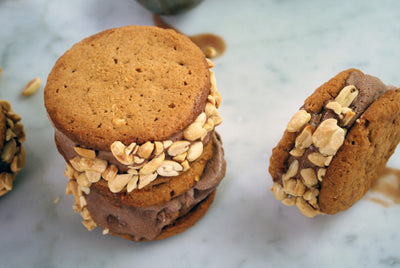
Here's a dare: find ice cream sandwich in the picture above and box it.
[44,25,226,240]
[269,69,400,217]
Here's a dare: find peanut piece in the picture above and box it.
[335,85,358,107]
[1,139,17,163]
[282,197,296,206]
[295,125,314,149]
[206,58,215,68]
[326,101,342,115]
[195,112,207,126]
[111,141,134,165]
[312,118,345,156]
[76,173,91,188]
[289,147,305,157]
[127,175,139,192]
[140,153,165,175]
[271,182,286,200]
[282,160,299,181]
[85,171,101,183]
[138,173,158,189]
[108,173,132,193]
[21,77,41,96]
[80,158,107,173]
[172,152,187,163]
[157,160,183,177]
[186,141,203,162]
[300,168,318,187]
[5,129,16,141]
[307,152,332,167]
[286,110,311,132]
[69,157,83,172]
[74,147,96,158]
[317,168,326,182]
[102,164,118,181]
[296,198,319,217]
[183,122,205,141]
[125,142,138,156]
[163,140,173,149]
[64,163,75,179]
[303,188,319,201]
[205,102,216,117]
[181,160,190,171]
[153,141,164,156]
[168,141,190,156]
[137,141,154,159]
[341,110,355,127]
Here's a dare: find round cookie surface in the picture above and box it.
[319,89,400,214]
[44,25,211,151]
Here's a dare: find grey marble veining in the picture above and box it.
[0,0,400,267]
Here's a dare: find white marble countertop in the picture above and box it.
[1,0,400,267]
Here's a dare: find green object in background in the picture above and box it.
[136,0,204,15]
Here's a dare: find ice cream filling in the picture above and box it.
[54,127,212,173]
[84,132,225,241]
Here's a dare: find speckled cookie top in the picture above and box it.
[45,25,211,151]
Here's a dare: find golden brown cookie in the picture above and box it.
[0,100,26,196]
[45,25,211,151]
[44,25,226,240]
[269,69,400,216]
[319,89,400,214]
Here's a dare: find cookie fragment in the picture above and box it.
[0,100,26,196]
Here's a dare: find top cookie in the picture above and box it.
[45,25,211,151]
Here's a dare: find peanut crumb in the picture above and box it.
[54,196,60,204]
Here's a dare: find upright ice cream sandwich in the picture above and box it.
[269,69,400,217]
[44,25,226,241]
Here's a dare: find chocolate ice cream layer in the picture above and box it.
[54,127,212,173]
[84,133,225,241]
[343,71,391,126]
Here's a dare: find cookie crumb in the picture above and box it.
[54,196,60,204]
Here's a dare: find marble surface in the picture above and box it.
[1,0,400,267]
